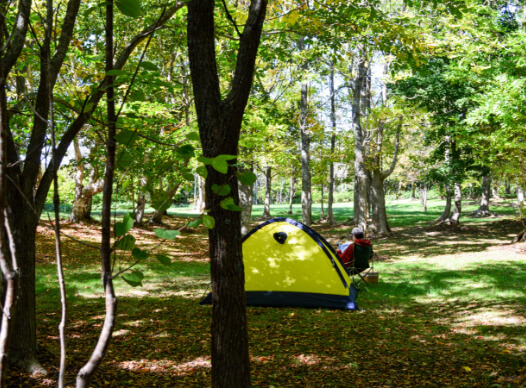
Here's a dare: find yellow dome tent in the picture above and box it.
[201,218,358,310]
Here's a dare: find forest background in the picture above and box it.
[0,0,525,386]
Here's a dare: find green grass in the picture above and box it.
[23,198,525,387]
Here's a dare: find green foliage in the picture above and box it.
[154,228,181,240]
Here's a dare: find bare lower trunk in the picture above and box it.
[450,182,462,225]
[238,167,253,236]
[262,166,271,219]
[369,175,391,235]
[419,183,428,212]
[288,176,295,215]
[435,185,452,223]
[299,37,312,226]
[134,194,146,225]
[471,175,494,217]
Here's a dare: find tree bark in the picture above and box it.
[288,175,296,214]
[369,119,401,236]
[351,57,370,231]
[299,38,312,226]
[262,166,272,219]
[76,0,118,384]
[186,1,267,386]
[238,166,253,236]
[328,59,337,226]
[471,175,494,217]
[450,182,462,225]
[435,185,452,223]
[69,141,104,223]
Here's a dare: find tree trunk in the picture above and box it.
[238,166,253,236]
[4,1,183,372]
[450,182,462,225]
[420,183,428,212]
[435,185,452,223]
[288,175,296,214]
[262,166,271,219]
[135,194,146,225]
[368,118,401,236]
[187,1,267,386]
[328,59,337,225]
[299,38,312,226]
[76,0,118,383]
[471,175,494,217]
[351,57,370,231]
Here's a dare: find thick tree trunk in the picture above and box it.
[187,1,267,386]
[471,175,494,217]
[135,194,146,225]
[262,166,271,219]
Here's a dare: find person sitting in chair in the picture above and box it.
[336,227,373,275]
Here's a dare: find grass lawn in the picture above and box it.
[9,199,526,387]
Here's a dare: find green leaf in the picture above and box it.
[196,166,208,178]
[115,213,134,237]
[198,156,213,165]
[122,270,144,287]
[176,145,195,160]
[132,248,149,260]
[155,254,171,266]
[106,69,128,76]
[116,0,143,18]
[212,158,228,174]
[237,171,257,186]
[151,192,171,213]
[202,214,215,229]
[212,184,231,196]
[183,172,194,182]
[187,132,200,141]
[139,61,159,71]
[117,234,136,250]
[154,228,181,240]
[114,129,139,145]
[187,218,202,228]
[220,197,242,211]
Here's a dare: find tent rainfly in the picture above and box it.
[201,217,358,310]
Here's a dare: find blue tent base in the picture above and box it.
[200,284,358,310]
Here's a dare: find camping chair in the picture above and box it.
[345,243,374,289]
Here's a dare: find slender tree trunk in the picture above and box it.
[351,57,369,231]
[288,176,296,215]
[450,182,462,225]
[299,37,312,226]
[368,119,401,236]
[420,183,428,212]
[262,166,272,219]
[238,165,253,236]
[328,59,337,225]
[0,61,18,386]
[76,1,118,384]
[187,1,267,386]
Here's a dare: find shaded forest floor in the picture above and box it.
[8,212,526,387]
